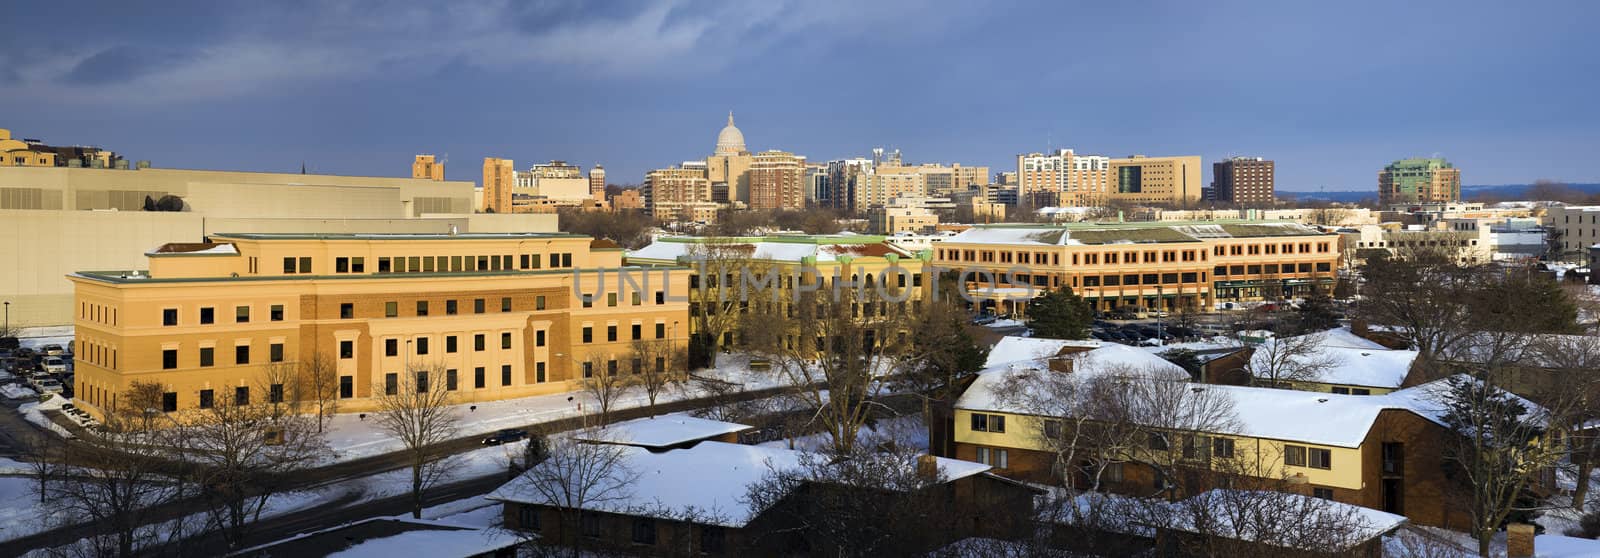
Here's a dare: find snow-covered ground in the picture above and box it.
[757,413,928,452]
[18,397,74,439]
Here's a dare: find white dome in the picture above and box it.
[714,112,747,155]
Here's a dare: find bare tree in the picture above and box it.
[579,352,631,426]
[299,352,340,432]
[1245,332,1337,388]
[372,362,460,518]
[507,431,639,557]
[629,338,683,411]
[1164,487,1385,557]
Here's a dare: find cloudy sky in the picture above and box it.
[3,0,1596,191]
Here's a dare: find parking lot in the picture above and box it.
[0,343,75,403]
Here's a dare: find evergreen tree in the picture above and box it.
[1290,289,1341,334]
[1027,286,1094,340]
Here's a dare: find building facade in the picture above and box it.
[1,127,121,169]
[933,221,1340,315]
[589,165,606,198]
[747,150,807,210]
[1378,158,1461,206]
[1211,157,1274,206]
[869,204,939,235]
[412,155,445,181]
[482,157,515,213]
[69,232,690,419]
[1544,205,1600,262]
[1108,155,1204,206]
[643,167,716,222]
[1017,149,1111,207]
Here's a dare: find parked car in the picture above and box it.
[35,379,64,394]
[971,315,998,326]
[481,429,528,446]
[41,344,65,356]
[42,357,66,373]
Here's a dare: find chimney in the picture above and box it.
[916,454,939,480]
[1048,356,1075,374]
[1350,319,1369,336]
[1507,523,1535,558]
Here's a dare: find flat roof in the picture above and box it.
[572,414,752,448]
[70,264,686,285]
[209,232,589,241]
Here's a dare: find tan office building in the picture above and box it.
[589,166,606,198]
[1107,155,1203,205]
[482,157,516,213]
[643,167,715,222]
[747,150,807,210]
[69,232,690,420]
[1378,158,1461,206]
[1017,149,1111,207]
[412,155,445,181]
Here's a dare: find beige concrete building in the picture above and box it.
[1,128,56,167]
[70,232,690,419]
[643,167,716,222]
[589,165,606,198]
[869,204,939,234]
[747,150,807,210]
[1108,155,1203,205]
[1341,223,1490,266]
[608,189,643,213]
[1378,158,1461,206]
[1017,149,1111,207]
[1544,205,1600,260]
[482,157,515,213]
[412,155,445,181]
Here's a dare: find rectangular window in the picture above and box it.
[201,307,215,324]
[631,324,642,340]
[386,339,399,357]
[969,413,1005,433]
[632,517,657,545]
[270,304,284,321]
[1285,445,1308,467]
[336,257,349,273]
[1313,487,1335,500]
[581,512,600,538]
[1149,433,1170,451]
[415,371,429,393]
[340,376,353,398]
[385,301,398,318]
[378,257,391,273]
[283,257,297,274]
[607,326,617,342]
[340,340,354,359]
[446,336,458,353]
[501,365,512,386]
[446,300,458,315]
[416,301,428,316]
[199,347,214,367]
[501,332,512,349]
[446,369,458,391]
[536,330,546,347]
[415,337,429,355]
[162,392,177,412]
[1309,448,1332,469]
[235,345,250,365]
[474,298,485,313]
[474,367,486,389]
[340,303,354,319]
[655,323,666,339]
[352,257,364,273]
[1213,438,1236,459]
[270,383,284,404]
[583,362,593,378]
[270,343,284,363]
[582,327,593,343]
[163,308,178,326]
[536,362,546,383]
[1332,387,1350,395]
[502,297,512,312]
[474,334,486,351]
[235,386,250,406]
[607,293,618,307]
[199,389,214,409]
[384,373,398,395]
[536,295,546,310]
[298,257,311,273]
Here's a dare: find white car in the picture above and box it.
[42,357,67,374]
[34,379,64,394]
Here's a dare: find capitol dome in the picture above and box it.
[714,111,747,155]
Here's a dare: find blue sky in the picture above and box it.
[3,1,1597,191]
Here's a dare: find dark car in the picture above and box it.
[481,429,529,446]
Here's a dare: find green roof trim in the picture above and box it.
[973,219,1298,230]
[657,234,889,245]
[70,265,688,285]
[208,232,591,241]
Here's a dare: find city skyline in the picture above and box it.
[2,1,1597,190]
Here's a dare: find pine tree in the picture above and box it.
[1027,286,1094,340]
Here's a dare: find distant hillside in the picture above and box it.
[1284,183,1600,203]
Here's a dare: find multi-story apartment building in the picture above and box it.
[588,165,606,198]
[868,204,939,235]
[1211,157,1275,206]
[1,127,122,169]
[1017,149,1111,207]
[805,164,829,204]
[607,189,643,213]
[482,157,516,213]
[1542,205,1600,262]
[825,158,874,213]
[747,150,807,210]
[412,154,445,181]
[1108,155,1204,205]
[643,166,716,222]
[69,232,690,419]
[1340,223,1491,266]
[951,338,1472,529]
[1378,158,1461,206]
[932,221,1340,315]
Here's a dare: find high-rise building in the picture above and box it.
[1211,157,1275,206]
[747,150,807,210]
[412,154,445,181]
[589,165,606,198]
[826,158,874,213]
[1379,158,1460,206]
[1108,155,1203,205]
[805,164,829,204]
[482,157,516,213]
[1016,149,1110,207]
[643,166,715,221]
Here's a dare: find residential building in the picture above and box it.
[996,171,1018,187]
[1378,158,1461,206]
[0,165,496,326]
[643,166,716,222]
[909,163,990,197]
[869,204,939,235]
[1108,155,1204,205]
[1210,157,1275,206]
[1240,328,1419,395]
[68,232,690,419]
[607,188,644,213]
[411,154,445,181]
[933,221,1340,315]
[805,164,829,203]
[1542,205,1600,262]
[1340,223,1491,266]
[1017,149,1111,207]
[482,157,515,213]
[0,127,121,169]
[950,337,1481,529]
[747,150,807,210]
[826,158,875,213]
[235,517,520,557]
[588,165,606,198]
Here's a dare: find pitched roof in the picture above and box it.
[572,414,752,449]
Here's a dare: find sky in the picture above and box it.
[2,0,1597,192]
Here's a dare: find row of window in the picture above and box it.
[80,302,117,326]
[370,330,534,358]
[163,304,285,326]
[278,252,580,276]
[580,323,670,344]
[940,242,1333,267]
[161,342,284,369]
[1214,242,1330,256]
[1213,262,1332,276]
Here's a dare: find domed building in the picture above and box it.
[706,111,754,204]
[714,112,748,156]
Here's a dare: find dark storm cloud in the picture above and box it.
[60,45,195,85]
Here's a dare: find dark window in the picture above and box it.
[235,345,250,365]
[474,367,486,389]
[235,306,250,323]
[501,365,512,386]
[298,257,311,273]
[199,347,214,367]
[352,257,364,273]
[655,323,666,338]
[385,301,398,318]
[200,307,215,324]
[386,339,399,357]
[340,340,354,359]
[535,330,546,347]
[270,343,284,363]
[446,335,458,353]
[340,303,353,319]
[582,327,593,343]
[415,337,429,355]
[270,383,284,403]
[339,376,353,398]
[235,386,250,406]
[501,332,512,349]
[199,389,214,409]
[536,362,546,383]
[162,392,177,412]
[701,526,726,554]
[1309,448,1332,469]
[1313,487,1335,500]
[970,413,1005,433]
[1352,388,1371,396]
[581,512,600,538]
[631,324,642,340]
[536,295,546,310]
[283,257,297,274]
[632,517,657,545]
[416,371,429,393]
[583,362,593,378]
[446,369,458,391]
[607,293,618,307]
[336,257,349,273]
[163,308,178,326]
[474,298,485,313]
[475,334,486,351]
[1213,438,1236,458]
[607,326,617,342]
[1148,433,1170,451]
[416,301,428,316]
[502,297,512,312]
[446,300,458,315]
[1285,445,1307,466]
[384,373,398,395]
[655,291,665,304]
[519,506,539,530]
[270,304,284,321]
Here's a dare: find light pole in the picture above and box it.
[4,301,9,335]
[1155,285,1164,346]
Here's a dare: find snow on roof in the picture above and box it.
[573,414,751,448]
[959,340,1190,413]
[1532,534,1600,558]
[945,227,1076,246]
[1171,489,1407,549]
[324,525,521,558]
[984,336,1102,368]
[487,441,990,528]
[627,238,908,264]
[1250,330,1418,389]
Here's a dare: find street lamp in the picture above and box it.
[1155,285,1164,347]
